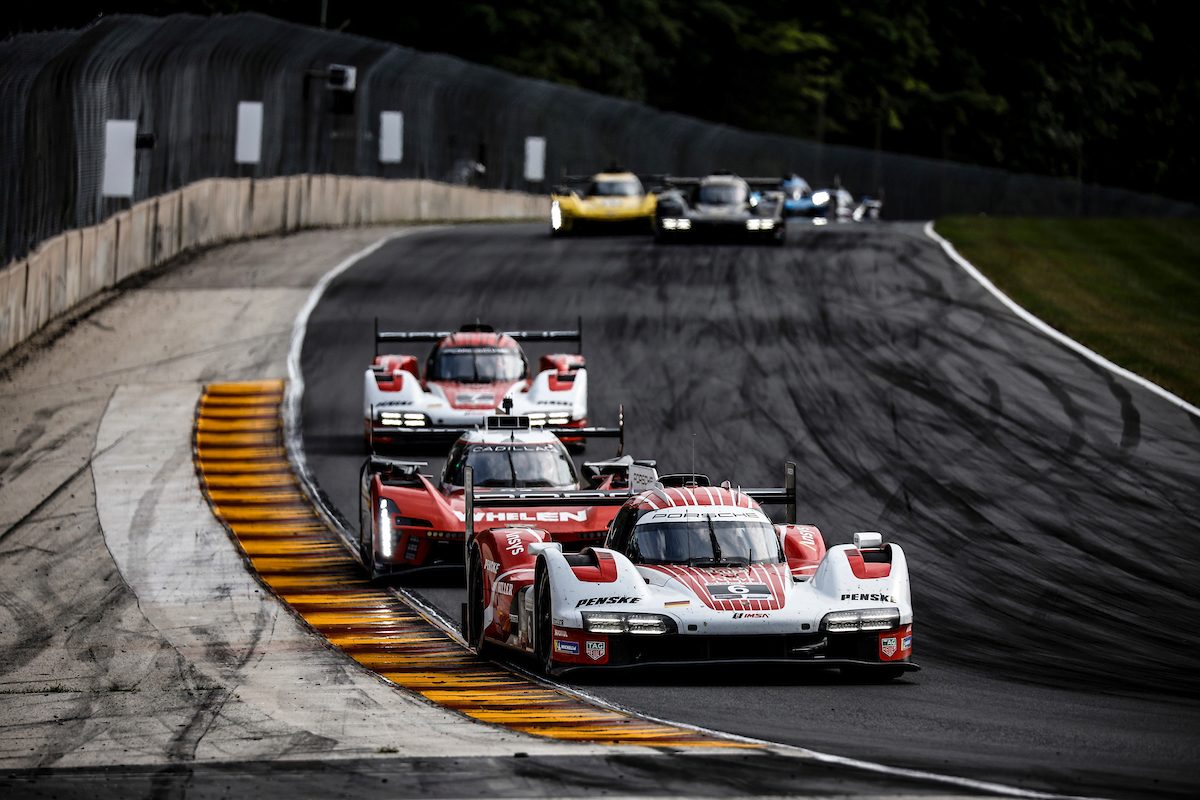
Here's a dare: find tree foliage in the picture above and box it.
[7,1,1196,200]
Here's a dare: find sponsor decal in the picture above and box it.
[841,593,896,602]
[495,582,512,597]
[707,583,772,600]
[454,510,589,523]
[470,444,555,453]
[881,636,898,657]
[576,596,641,607]
[586,640,606,661]
[645,510,766,522]
[553,640,580,655]
[794,529,817,545]
[484,559,499,574]
[664,600,690,608]
[732,612,770,619]
[902,635,912,650]
[504,531,525,556]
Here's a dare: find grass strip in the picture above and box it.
[934,216,1200,407]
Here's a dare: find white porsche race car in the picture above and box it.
[364,321,590,450]
[462,463,918,679]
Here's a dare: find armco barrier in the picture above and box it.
[0,177,543,357]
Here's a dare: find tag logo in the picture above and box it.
[881,636,898,657]
[586,640,606,661]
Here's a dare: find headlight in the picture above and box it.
[582,611,674,635]
[527,411,572,426]
[378,498,394,559]
[746,219,762,230]
[379,411,428,427]
[660,218,691,231]
[820,608,900,632]
[812,190,831,206]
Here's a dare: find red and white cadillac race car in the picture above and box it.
[462,464,918,679]
[364,321,590,450]
[356,413,632,576]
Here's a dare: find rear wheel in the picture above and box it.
[534,564,555,675]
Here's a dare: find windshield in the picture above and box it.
[586,179,642,197]
[443,441,579,488]
[430,347,525,383]
[697,183,747,206]
[630,518,781,566]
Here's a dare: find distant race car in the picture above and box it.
[364,321,590,451]
[357,412,634,576]
[550,171,656,235]
[780,174,882,223]
[462,463,917,679]
[653,172,786,244]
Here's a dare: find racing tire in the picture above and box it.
[466,547,493,657]
[357,500,376,576]
[533,562,556,675]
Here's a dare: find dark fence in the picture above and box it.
[1,12,1195,265]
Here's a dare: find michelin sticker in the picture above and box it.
[554,640,580,655]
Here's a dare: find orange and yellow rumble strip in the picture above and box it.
[194,380,750,748]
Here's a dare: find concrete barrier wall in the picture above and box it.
[0,177,544,356]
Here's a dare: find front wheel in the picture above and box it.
[534,563,555,675]
[466,547,491,655]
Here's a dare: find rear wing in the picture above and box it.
[464,465,632,547]
[375,317,583,354]
[371,408,623,453]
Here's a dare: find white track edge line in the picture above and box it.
[279,225,1096,800]
[924,220,1199,419]
[285,228,436,535]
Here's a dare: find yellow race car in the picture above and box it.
[549,171,656,235]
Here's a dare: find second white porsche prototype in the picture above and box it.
[365,321,590,450]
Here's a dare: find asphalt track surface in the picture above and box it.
[300,222,1200,799]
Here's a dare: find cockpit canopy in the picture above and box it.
[442,438,579,489]
[696,181,748,207]
[605,504,783,567]
[586,177,643,197]
[427,346,527,383]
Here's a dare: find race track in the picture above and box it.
[299,222,1200,799]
